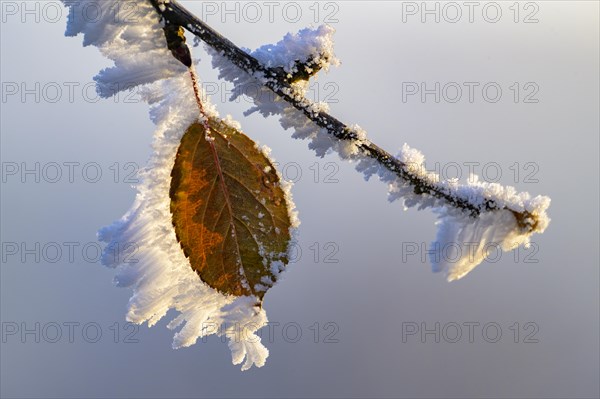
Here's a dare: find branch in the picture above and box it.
[149,0,541,233]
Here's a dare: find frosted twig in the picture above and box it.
[149,0,542,233]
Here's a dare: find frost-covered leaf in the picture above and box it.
[170,119,292,300]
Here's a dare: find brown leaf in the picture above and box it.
[170,119,292,301]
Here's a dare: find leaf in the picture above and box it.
[170,119,292,301]
[162,22,192,68]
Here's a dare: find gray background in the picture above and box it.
[1,1,598,398]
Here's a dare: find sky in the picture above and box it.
[1,1,599,398]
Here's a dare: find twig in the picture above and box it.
[149,0,540,232]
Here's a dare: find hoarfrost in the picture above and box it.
[209,25,550,281]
